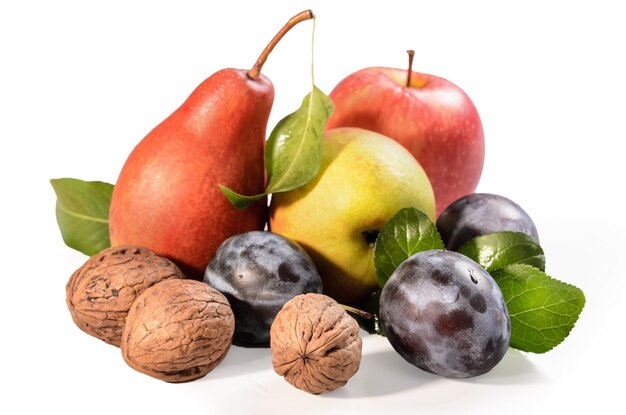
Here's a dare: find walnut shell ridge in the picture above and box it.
[66,245,185,346]
[121,279,235,383]
[270,293,362,394]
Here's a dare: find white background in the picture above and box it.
[1,0,624,413]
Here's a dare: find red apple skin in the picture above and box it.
[109,69,271,279]
[326,67,484,216]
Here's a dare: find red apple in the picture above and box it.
[326,51,484,216]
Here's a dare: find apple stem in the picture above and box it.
[406,49,415,87]
[247,10,315,80]
[341,304,373,320]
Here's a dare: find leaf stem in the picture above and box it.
[248,10,315,79]
[311,14,316,87]
[341,304,373,320]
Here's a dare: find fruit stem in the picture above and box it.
[341,304,373,320]
[248,10,315,80]
[406,49,415,87]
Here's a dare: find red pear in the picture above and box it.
[109,11,314,278]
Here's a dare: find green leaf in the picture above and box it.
[218,185,265,211]
[265,86,333,193]
[50,178,113,256]
[220,86,333,210]
[458,231,545,273]
[491,264,586,353]
[374,207,444,288]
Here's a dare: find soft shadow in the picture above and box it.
[206,344,273,380]
[462,348,545,385]
[329,348,440,398]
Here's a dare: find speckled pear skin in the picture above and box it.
[109,69,272,279]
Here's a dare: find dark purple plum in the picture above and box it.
[379,250,510,378]
[436,193,539,251]
[204,231,322,347]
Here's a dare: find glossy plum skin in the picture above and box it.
[379,250,510,378]
[204,231,322,347]
[436,193,539,251]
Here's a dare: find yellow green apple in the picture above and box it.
[269,127,435,305]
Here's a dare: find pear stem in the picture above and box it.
[248,10,315,80]
[406,49,415,87]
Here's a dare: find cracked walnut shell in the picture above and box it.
[121,279,235,383]
[66,245,184,346]
[270,293,362,394]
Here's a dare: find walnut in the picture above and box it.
[270,293,362,394]
[66,245,184,346]
[121,279,235,383]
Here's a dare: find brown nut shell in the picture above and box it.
[270,293,362,394]
[66,245,184,346]
[121,279,235,383]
